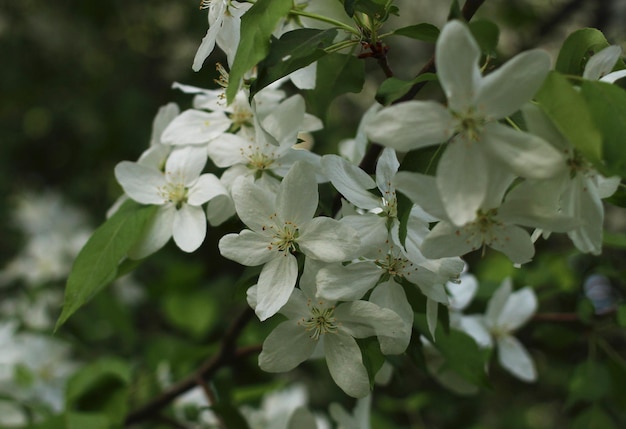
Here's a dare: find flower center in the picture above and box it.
[241,142,277,171]
[300,300,338,340]
[265,219,299,253]
[374,244,417,279]
[566,149,591,178]
[459,208,503,255]
[158,173,188,209]
[452,108,486,143]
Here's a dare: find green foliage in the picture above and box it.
[469,20,500,56]
[392,23,440,42]
[65,358,131,424]
[556,28,610,76]
[252,28,338,97]
[31,413,114,429]
[55,200,158,330]
[357,337,386,388]
[210,403,252,429]
[572,405,617,429]
[447,0,462,20]
[580,80,626,177]
[226,0,293,104]
[303,53,365,120]
[567,360,611,406]
[375,73,437,105]
[162,289,219,339]
[535,71,603,168]
[343,0,399,22]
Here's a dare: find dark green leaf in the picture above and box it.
[162,290,219,338]
[396,192,413,248]
[226,0,293,104]
[211,403,251,429]
[392,23,440,43]
[556,28,610,76]
[66,358,131,424]
[535,71,603,168]
[303,53,365,120]
[344,0,394,21]
[357,337,386,388]
[66,413,111,429]
[581,80,626,176]
[618,304,626,327]
[375,73,437,105]
[605,186,626,208]
[252,28,338,96]
[447,0,462,20]
[55,201,158,330]
[572,405,617,429]
[415,314,490,388]
[567,361,611,406]
[469,20,499,55]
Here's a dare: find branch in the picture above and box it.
[124,308,256,427]
[532,312,580,322]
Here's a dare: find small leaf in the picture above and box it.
[252,28,338,96]
[581,80,626,177]
[55,201,158,330]
[556,28,610,75]
[469,19,499,56]
[66,358,131,424]
[392,23,440,43]
[567,361,611,406]
[226,0,293,104]
[447,0,462,20]
[303,53,365,120]
[535,71,603,168]
[396,192,413,248]
[375,73,438,105]
[344,0,395,21]
[357,337,386,388]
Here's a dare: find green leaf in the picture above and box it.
[162,290,219,338]
[535,71,603,168]
[226,0,293,104]
[303,53,365,120]
[556,28,610,76]
[572,405,617,429]
[392,23,440,43]
[618,304,626,327]
[603,231,626,249]
[211,403,251,429]
[66,413,112,429]
[66,358,131,424]
[344,0,396,21]
[468,20,499,56]
[415,314,490,388]
[252,28,338,96]
[357,337,386,388]
[375,73,438,105]
[55,201,158,330]
[581,80,626,176]
[447,0,462,20]
[396,191,413,248]
[567,360,611,406]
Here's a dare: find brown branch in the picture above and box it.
[124,308,256,427]
[533,312,580,322]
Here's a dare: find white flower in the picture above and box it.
[219,161,360,320]
[115,146,228,258]
[460,278,538,382]
[518,104,620,254]
[255,261,404,398]
[583,45,626,83]
[193,0,252,71]
[366,20,564,226]
[329,394,371,429]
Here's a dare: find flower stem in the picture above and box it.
[290,9,360,35]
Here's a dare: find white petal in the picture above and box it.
[485,278,513,326]
[289,62,317,90]
[325,332,370,398]
[321,155,379,209]
[278,287,310,320]
[436,139,488,226]
[421,221,479,259]
[336,301,405,340]
[583,45,622,80]
[261,94,305,143]
[601,69,626,83]
[436,20,481,112]
[161,110,230,144]
[564,175,603,254]
[316,262,381,301]
[298,217,360,262]
[188,173,228,206]
[481,122,565,180]
[497,287,537,331]
[115,162,166,205]
[287,407,318,429]
[446,273,478,311]
[259,320,317,372]
[128,205,175,259]
[231,177,276,231]
[394,172,447,220]
[375,147,400,196]
[255,254,299,321]
[370,280,413,355]
[206,133,250,168]
[426,298,439,340]
[489,224,535,264]
[456,315,492,348]
[172,204,206,252]
[340,214,388,256]
[278,161,318,225]
[365,101,454,152]
[497,335,537,382]
[151,102,180,145]
[475,50,551,119]
[218,230,275,266]
[206,193,236,226]
[165,146,208,185]
[192,5,225,72]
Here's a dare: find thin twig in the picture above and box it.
[124,308,256,427]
